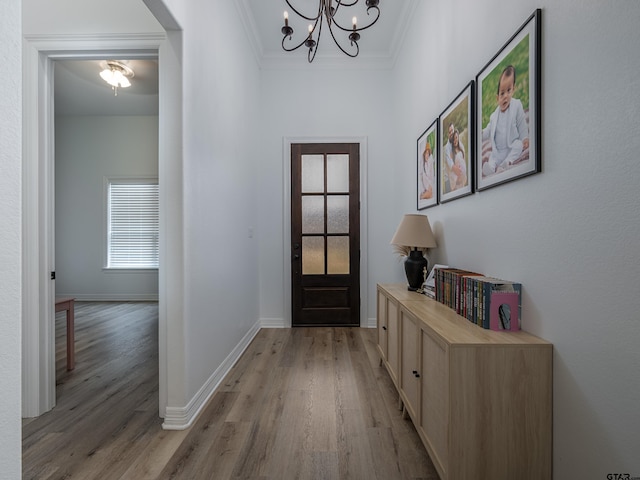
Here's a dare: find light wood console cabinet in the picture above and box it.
[377,284,552,480]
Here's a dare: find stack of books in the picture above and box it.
[422,284,435,298]
[433,267,522,331]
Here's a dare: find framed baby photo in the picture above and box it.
[438,81,474,203]
[417,119,439,210]
[476,9,541,191]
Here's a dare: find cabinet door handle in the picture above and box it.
[413,370,420,378]
[382,326,387,330]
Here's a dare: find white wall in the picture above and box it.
[0,0,22,476]
[257,66,397,326]
[176,0,261,406]
[55,115,159,300]
[392,1,640,478]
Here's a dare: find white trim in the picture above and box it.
[260,317,286,328]
[55,294,159,302]
[22,44,57,417]
[162,321,262,430]
[21,32,183,421]
[234,0,264,68]
[282,136,369,328]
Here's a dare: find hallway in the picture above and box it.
[22,303,436,479]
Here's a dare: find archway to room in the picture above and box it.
[21,29,182,421]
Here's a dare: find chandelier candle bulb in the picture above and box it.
[284,11,289,27]
[308,24,313,35]
[353,17,357,29]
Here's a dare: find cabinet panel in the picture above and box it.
[386,300,399,386]
[400,308,419,421]
[377,290,388,360]
[420,329,449,474]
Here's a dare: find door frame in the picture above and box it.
[283,136,368,328]
[21,31,183,419]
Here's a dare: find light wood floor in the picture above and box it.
[23,302,437,479]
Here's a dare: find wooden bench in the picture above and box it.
[55,297,75,371]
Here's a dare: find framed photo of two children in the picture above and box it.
[476,9,541,191]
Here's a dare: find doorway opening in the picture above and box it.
[22,33,182,420]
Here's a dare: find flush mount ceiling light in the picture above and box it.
[281,0,381,63]
[99,60,134,96]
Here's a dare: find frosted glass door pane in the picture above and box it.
[327,196,349,234]
[302,237,325,275]
[302,155,324,193]
[302,196,325,234]
[327,236,349,274]
[327,155,349,193]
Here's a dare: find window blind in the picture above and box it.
[107,181,159,269]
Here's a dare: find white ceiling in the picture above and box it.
[53,1,416,116]
[54,59,159,117]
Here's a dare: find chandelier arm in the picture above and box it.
[307,15,324,62]
[282,35,309,53]
[330,6,380,33]
[284,0,323,21]
[327,21,359,58]
[333,0,359,8]
[283,14,322,53]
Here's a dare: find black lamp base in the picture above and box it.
[404,250,428,291]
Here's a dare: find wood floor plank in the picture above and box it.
[24,308,437,480]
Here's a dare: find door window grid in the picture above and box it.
[301,154,350,275]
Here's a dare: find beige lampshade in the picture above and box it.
[390,214,437,248]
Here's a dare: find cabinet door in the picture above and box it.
[386,299,400,387]
[376,290,388,361]
[420,329,449,474]
[400,309,420,421]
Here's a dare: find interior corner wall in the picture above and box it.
[55,115,159,300]
[392,1,640,478]
[0,0,22,476]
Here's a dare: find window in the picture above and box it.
[106,178,159,269]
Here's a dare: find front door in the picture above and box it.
[291,143,360,327]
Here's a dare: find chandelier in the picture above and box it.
[99,60,134,96]
[281,0,381,63]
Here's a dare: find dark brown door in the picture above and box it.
[291,143,360,327]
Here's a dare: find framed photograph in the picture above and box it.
[417,119,438,210]
[476,9,541,191]
[439,81,474,203]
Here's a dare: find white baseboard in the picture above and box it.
[56,294,159,302]
[161,319,261,430]
[259,317,375,328]
[260,317,286,328]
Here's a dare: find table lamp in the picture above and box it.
[390,214,437,291]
